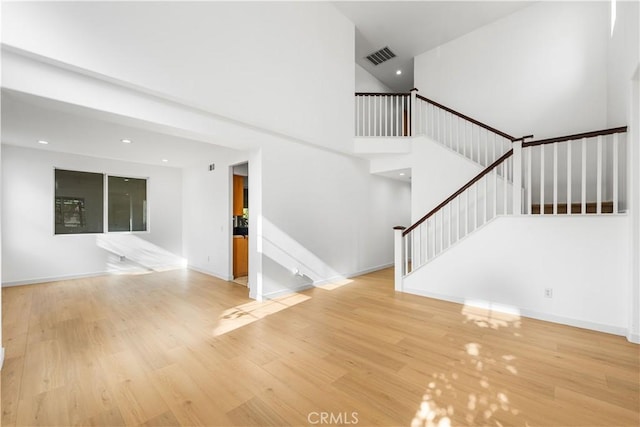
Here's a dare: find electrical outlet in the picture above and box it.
[544,288,553,298]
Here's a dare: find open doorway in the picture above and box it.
[231,162,249,287]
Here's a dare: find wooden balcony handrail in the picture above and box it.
[522,126,628,147]
[415,94,518,141]
[355,92,410,97]
[403,149,514,236]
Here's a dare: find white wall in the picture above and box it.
[410,137,485,222]
[182,147,248,281]
[0,143,3,364]
[259,139,411,298]
[414,1,609,140]
[2,2,355,153]
[629,67,640,343]
[1,145,183,285]
[355,64,392,93]
[607,0,640,127]
[181,136,411,299]
[403,215,630,336]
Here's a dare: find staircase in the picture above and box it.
[353,90,629,285]
[396,126,628,278]
[355,89,528,169]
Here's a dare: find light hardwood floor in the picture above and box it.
[2,268,639,426]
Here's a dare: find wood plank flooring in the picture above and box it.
[2,268,639,426]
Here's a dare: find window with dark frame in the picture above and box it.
[108,176,147,232]
[55,169,104,234]
[54,169,148,235]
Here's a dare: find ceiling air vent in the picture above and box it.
[365,47,396,66]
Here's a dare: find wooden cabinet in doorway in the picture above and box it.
[233,175,244,216]
[233,236,248,278]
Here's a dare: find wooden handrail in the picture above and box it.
[512,134,535,143]
[355,92,410,97]
[415,94,517,141]
[523,126,627,147]
[403,149,514,236]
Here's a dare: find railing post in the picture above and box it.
[512,140,523,215]
[393,226,406,292]
[410,88,418,137]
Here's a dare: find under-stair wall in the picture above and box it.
[401,215,630,336]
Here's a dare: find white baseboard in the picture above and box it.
[187,265,232,282]
[3,266,219,288]
[628,332,640,344]
[261,263,394,300]
[403,287,629,339]
[2,271,110,287]
[346,262,394,279]
[262,283,314,300]
[312,263,394,287]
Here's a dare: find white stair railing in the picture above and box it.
[354,90,529,168]
[394,126,628,285]
[400,149,515,276]
[414,94,525,167]
[522,127,628,215]
[355,92,411,137]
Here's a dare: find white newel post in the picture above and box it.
[512,140,523,215]
[410,88,418,137]
[393,226,406,292]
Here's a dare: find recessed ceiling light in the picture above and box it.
[399,172,405,176]
[162,159,169,163]
[396,70,402,75]
[121,139,132,144]
[37,140,49,145]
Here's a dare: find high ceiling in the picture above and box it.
[1,1,534,172]
[334,1,533,91]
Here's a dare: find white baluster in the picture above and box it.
[527,147,532,214]
[465,190,469,237]
[355,96,359,136]
[476,126,481,164]
[449,113,455,150]
[435,108,440,142]
[493,167,498,217]
[553,143,558,215]
[503,161,508,215]
[540,145,545,215]
[429,216,434,257]
[394,227,405,289]
[416,224,422,269]
[447,203,452,249]
[581,137,587,214]
[456,196,460,243]
[357,96,361,137]
[512,141,522,215]
[483,174,488,224]
[473,185,478,230]
[567,140,572,215]
[596,135,603,214]
[484,129,488,167]
[440,210,444,253]
[404,233,410,274]
[613,133,619,214]
[448,113,453,149]
[492,134,496,164]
